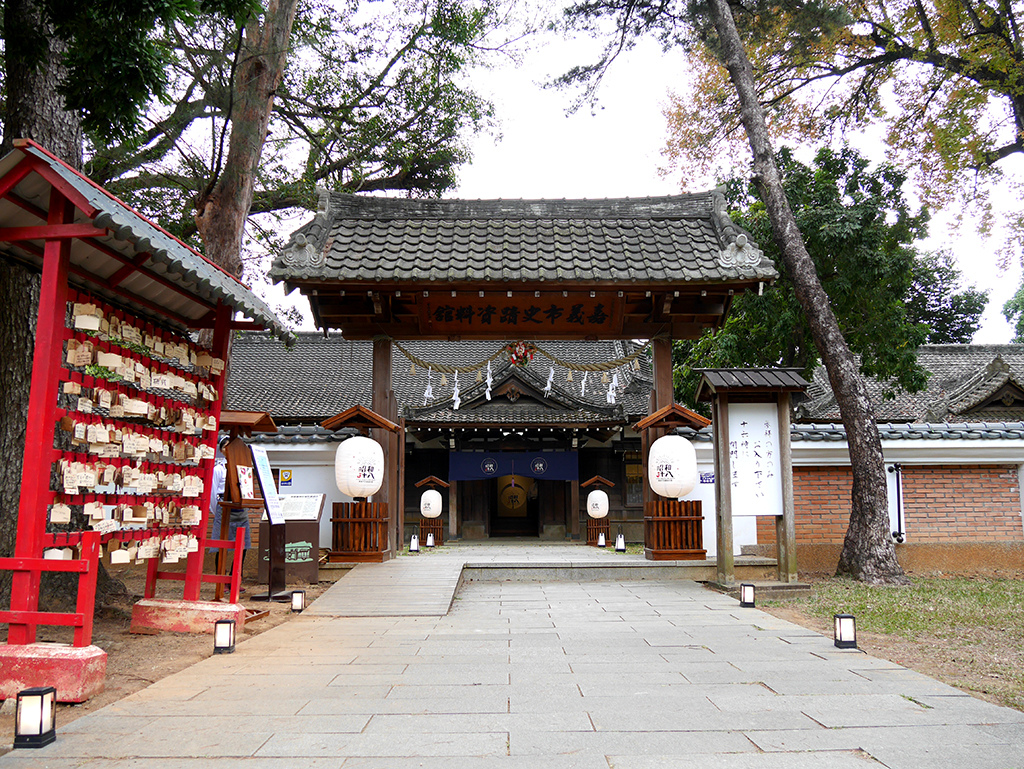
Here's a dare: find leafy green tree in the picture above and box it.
[675,147,988,407]
[655,0,1024,257]
[907,251,988,344]
[85,0,500,268]
[1001,287,1024,342]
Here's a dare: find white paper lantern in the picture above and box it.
[335,436,384,498]
[586,489,609,519]
[648,434,697,500]
[420,488,443,518]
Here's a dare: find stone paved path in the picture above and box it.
[2,551,1022,767]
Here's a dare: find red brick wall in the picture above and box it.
[758,464,1024,544]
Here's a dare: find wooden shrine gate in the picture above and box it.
[268,192,777,557]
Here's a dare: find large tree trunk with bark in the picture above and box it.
[194,0,299,278]
[0,0,132,610]
[0,0,86,607]
[707,0,907,584]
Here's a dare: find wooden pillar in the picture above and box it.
[448,480,459,539]
[570,478,580,540]
[372,338,395,557]
[8,190,73,645]
[398,417,406,550]
[775,393,798,582]
[712,393,734,586]
[651,336,673,411]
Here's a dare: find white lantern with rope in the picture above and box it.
[647,434,698,500]
[586,489,609,519]
[334,436,385,498]
[420,488,443,518]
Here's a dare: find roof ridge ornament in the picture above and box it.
[281,232,324,270]
[718,233,763,269]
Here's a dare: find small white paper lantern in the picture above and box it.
[420,489,443,518]
[291,590,306,613]
[586,489,609,519]
[648,435,697,500]
[335,436,384,498]
[426,532,435,547]
[615,533,626,552]
[597,532,606,547]
[410,534,420,552]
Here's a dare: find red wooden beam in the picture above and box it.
[0,557,89,573]
[0,156,37,199]
[0,223,107,241]
[0,611,85,627]
[105,250,152,288]
[24,155,101,219]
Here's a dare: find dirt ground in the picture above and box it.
[0,557,338,752]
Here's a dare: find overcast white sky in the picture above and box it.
[449,34,1021,344]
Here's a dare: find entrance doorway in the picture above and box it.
[489,474,539,537]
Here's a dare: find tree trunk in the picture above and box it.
[707,0,907,584]
[0,0,87,608]
[194,0,299,278]
[1,0,83,166]
[0,0,131,609]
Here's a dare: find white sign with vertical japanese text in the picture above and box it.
[728,403,783,516]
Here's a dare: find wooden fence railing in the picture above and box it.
[586,518,610,547]
[418,518,444,547]
[644,499,705,560]
[330,501,389,562]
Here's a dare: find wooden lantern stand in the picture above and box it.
[580,475,615,546]
[320,405,402,563]
[414,475,450,547]
[634,404,712,561]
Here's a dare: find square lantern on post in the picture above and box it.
[14,686,57,749]
[739,583,756,608]
[213,619,236,654]
[834,613,857,649]
[291,590,306,613]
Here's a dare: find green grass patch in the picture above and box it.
[765,577,1024,710]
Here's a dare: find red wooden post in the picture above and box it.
[74,532,102,647]
[228,527,245,604]
[183,302,231,600]
[8,188,74,645]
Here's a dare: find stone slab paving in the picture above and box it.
[309,542,646,617]
[3,548,1023,767]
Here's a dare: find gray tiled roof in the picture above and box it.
[695,368,809,401]
[225,332,652,426]
[797,345,1024,422]
[0,142,292,340]
[791,422,1024,441]
[674,422,1024,443]
[270,192,778,286]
